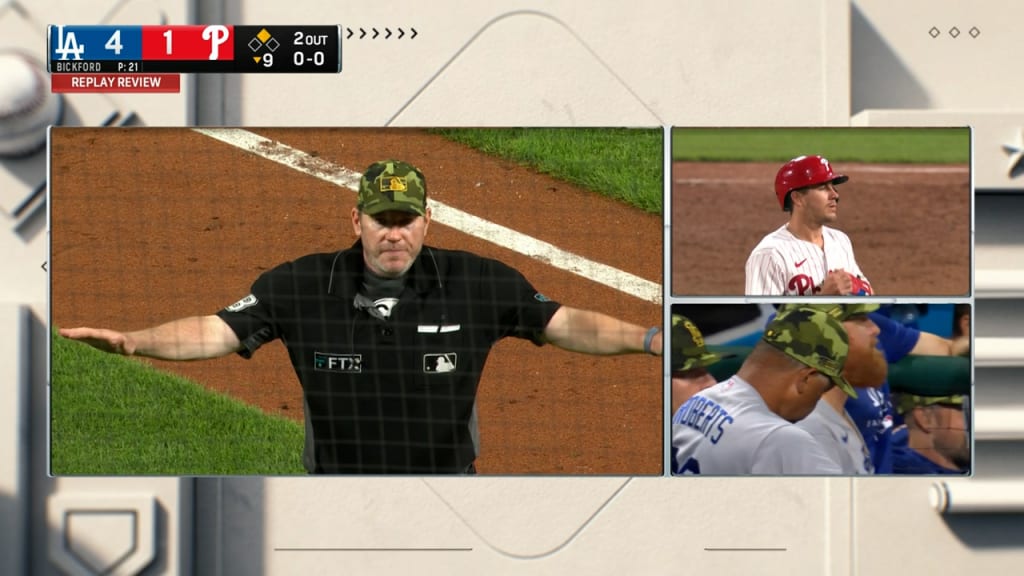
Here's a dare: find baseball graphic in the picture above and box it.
[0,50,63,158]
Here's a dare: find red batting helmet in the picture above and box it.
[774,155,848,210]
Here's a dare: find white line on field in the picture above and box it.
[193,128,661,304]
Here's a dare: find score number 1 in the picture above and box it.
[161,26,230,59]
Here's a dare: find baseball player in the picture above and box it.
[891,394,969,474]
[842,307,969,473]
[788,303,886,475]
[745,155,873,296]
[671,307,854,475]
[60,159,664,475]
[670,314,733,414]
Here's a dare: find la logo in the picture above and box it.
[53,25,86,60]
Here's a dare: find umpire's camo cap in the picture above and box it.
[671,315,733,372]
[776,303,880,322]
[358,160,427,216]
[763,307,857,398]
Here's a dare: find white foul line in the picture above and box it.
[193,128,661,304]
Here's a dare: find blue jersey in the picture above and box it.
[844,312,919,474]
[891,427,966,475]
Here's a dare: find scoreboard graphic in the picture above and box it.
[48,24,342,92]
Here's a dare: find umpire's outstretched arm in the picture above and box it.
[541,306,662,356]
[59,315,243,360]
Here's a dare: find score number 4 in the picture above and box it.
[52,26,129,59]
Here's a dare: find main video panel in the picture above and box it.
[48,126,664,476]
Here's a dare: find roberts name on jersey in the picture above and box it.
[672,395,734,444]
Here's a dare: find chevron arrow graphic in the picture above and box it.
[346,28,353,39]
[372,27,379,39]
[398,28,405,39]
[385,28,392,39]
[410,28,418,39]
[359,28,366,39]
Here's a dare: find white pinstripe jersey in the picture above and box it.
[745,224,870,296]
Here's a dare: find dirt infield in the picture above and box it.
[50,128,663,475]
[671,161,971,296]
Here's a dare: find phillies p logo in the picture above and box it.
[787,274,814,295]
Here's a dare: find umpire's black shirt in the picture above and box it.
[216,241,561,474]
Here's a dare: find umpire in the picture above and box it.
[60,160,663,475]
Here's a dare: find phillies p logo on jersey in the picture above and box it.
[788,274,816,295]
[786,272,873,296]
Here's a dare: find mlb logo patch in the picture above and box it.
[380,176,407,192]
[423,353,457,373]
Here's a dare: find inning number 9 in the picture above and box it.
[262,53,273,67]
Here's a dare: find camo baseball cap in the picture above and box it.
[671,315,733,372]
[762,307,857,398]
[895,394,965,415]
[776,303,880,322]
[358,160,427,216]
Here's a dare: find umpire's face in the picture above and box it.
[352,207,432,278]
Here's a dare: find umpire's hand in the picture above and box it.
[59,327,136,355]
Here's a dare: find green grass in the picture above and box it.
[431,128,663,213]
[672,127,970,164]
[51,332,306,475]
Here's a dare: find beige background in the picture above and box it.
[1,0,1023,574]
